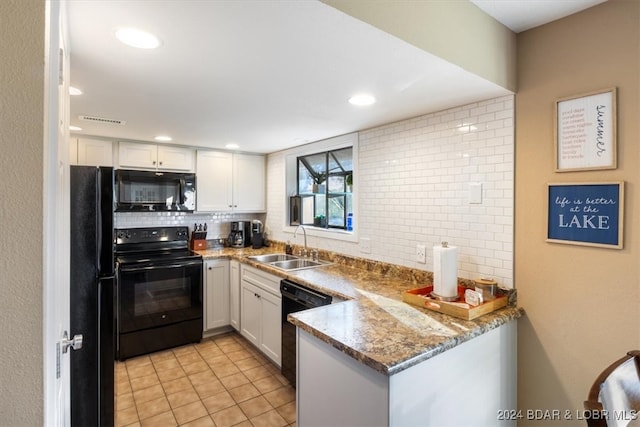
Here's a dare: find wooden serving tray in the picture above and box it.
[402,285,507,320]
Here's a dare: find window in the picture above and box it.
[295,147,353,230]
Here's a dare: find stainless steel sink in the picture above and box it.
[248,254,299,263]
[270,259,331,271]
[248,253,331,271]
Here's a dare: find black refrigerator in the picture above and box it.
[70,166,115,427]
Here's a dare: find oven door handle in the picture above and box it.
[119,260,203,272]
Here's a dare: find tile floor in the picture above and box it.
[115,332,296,427]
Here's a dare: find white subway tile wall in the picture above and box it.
[115,212,266,241]
[266,95,514,288]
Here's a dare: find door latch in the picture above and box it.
[61,331,83,353]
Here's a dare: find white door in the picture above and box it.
[43,1,72,424]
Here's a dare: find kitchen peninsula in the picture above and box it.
[198,245,524,427]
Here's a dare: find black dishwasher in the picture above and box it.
[281,279,332,387]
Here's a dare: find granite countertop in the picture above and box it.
[197,246,524,376]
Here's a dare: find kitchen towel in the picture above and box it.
[433,243,458,298]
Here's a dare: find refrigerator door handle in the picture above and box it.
[96,172,102,273]
[61,331,83,353]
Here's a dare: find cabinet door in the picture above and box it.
[157,145,195,171]
[196,150,233,211]
[77,138,113,166]
[240,281,261,346]
[118,141,158,169]
[204,260,230,331]
[229,260,240,331]
[260,289,282,366]
[233,154,266,212]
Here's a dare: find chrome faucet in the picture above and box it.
[293,225,308,257]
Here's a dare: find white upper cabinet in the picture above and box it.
[196,151,265,212]
[118,141,195,172]
[233,153,266,212]
[69,137,113,166]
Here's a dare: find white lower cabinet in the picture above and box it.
[240,265,281,366]
[204,259,230,331]
[229,260,240,331]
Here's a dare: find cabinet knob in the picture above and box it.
[208,267,212,270]
[159,161,163,166]
[152,160,157,165]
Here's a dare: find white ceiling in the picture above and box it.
[67,0,606,154]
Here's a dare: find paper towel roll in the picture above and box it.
[433,243,458,298]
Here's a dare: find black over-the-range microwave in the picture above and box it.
[115,169,196,212]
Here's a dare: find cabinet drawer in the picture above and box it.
[241,265,281,297]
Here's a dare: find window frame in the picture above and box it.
[283,133,358,243]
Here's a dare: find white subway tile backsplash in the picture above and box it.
[266,95,514,288]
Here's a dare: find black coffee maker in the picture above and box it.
[252,220,263,249]
[228,221,251,248]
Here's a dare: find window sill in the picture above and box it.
[283,225,357,243]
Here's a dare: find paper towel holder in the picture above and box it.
[430,241,459,301]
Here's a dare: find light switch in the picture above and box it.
[469,182,482,204]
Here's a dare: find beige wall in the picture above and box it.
[322,0,516,91]
[515,0,640,423]
[0,0,45,423]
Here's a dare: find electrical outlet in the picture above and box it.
[360,237,371,254]
[416,244,426,263]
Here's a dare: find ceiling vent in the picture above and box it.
[78,115,126,126]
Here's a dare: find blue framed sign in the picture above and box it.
[547,182,624,249]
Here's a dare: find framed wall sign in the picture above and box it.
[554,87,617,172]
[547,182,624,249]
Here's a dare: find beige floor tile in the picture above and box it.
[153,357,181,371]
[218,342,244,354]
[219,372,250,390]
[253,375,284,394]
[173,344,197,357]
[210,405,247,427]
[117,392,136,410]
[234,356,262,372]
[197,347,224,359]
[192,377,226,399]
[273,371,290,386]
[178,351,204,365]
[202,390,236,414]
[149,349,176,363]
[232,421,253,427]
[116,378,133,396]
[133,384,165,405]
[243,365,272,382]
[250,409,288,427]
[116,405,138,427]
[276,401,296,424]
[204,354,232,366]
[139,410,177,427]
[181,360,210,375]
[263,386,295,408]
[160,376,193,395]
[156,366,186,383]
[137,395,171,421]
[127,363,156,379]
[130,373,160,392]
[225,348,252,361]
[238,395,273,419]
[188,369,217,386]
[180,415,215,427]
[172,400,208,425]
[211,362,240,378]
[125,355,152,369]
[228,383,261,403]
[166,387,200,409]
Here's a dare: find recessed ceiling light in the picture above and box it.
[154,135,172,142]
[115,27,161,49]
[69,125,82,131]
[69,86,82,96]
[349,94,376,106]
[225,143,240,150]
